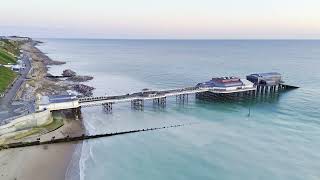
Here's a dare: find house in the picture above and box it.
[11,64,24,72]
[7,36,31,42]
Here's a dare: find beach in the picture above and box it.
[0,142,76,180]
[0,113,84,180]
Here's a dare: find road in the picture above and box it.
[0,48,32,121]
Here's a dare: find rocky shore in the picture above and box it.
[18,41,95,100]
[63,69,94,82]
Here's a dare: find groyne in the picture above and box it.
[0,123,195,151]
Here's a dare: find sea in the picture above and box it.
[37,39,320,180]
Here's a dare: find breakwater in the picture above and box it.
[0,123,195,151]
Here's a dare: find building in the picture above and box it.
[246,72,282,86]
[196,77,254,92]
[7,36,31,42]
[197,77,244,88]
[38,95,79,111]
[1,60,25,72]
[11,64,24,72]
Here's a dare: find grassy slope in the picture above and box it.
[0,66,17,93]
[0,48,16,64]
[0,39,20,92]
[0,39,20,56]
[0,39,19,64]
[13,117,64,140]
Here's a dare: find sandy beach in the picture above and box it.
[0,113,84,180]
[0,142,77,180]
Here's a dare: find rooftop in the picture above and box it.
[40,95,77,105]
[49,95,77,103]
[197,77,244,88]
[249,72,281,77]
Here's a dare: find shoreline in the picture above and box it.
[16,40,94,100]
[0,39,89,179]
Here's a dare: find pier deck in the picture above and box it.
[78,86,256,107]
[37,73,298,112]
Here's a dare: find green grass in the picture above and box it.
[0,39,20,64]
[13,129,41,140]
[0,39,20,56]
[13,117,64,140]
[0,49,16,64]
[0,66,17,93]
[0,48,16,64]
[40,117,64,132]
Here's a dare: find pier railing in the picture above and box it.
[78,87,208,106]
[39,83,298,111]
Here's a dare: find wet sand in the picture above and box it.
[0,142,77,180]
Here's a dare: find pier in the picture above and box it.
[37,72,299,113]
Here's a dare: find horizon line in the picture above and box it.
[34,37,320,41]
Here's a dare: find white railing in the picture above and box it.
[71,85,257,108]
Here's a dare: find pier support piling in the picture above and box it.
[72,107,82,120]
[176,94,188,104]
[102,102,113,113]
[131,99,144,110]
[153,97,166,107]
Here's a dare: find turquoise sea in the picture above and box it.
[38,39,320,180]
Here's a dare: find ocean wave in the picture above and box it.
[65,143,83,180]
[79,141,90,180]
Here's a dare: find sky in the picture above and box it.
[0,0,320,39]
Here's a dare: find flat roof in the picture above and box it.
[40,96,50,105]
[249,72,281,77]
[197,77,244,88]
[48,95,77,103]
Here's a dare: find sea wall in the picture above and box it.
[0,110,52,136]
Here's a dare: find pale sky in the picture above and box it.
[1,0,320,39]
